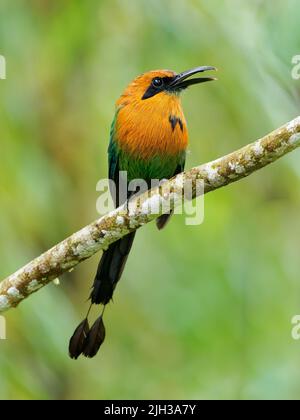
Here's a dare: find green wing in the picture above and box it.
[108,113,119,182]
[107,112,120,206]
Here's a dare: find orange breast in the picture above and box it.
[115,93,188,160]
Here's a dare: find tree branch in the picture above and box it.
[1,117,300,313]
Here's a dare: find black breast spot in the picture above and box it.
[169,115,184,132]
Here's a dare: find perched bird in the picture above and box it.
[69,66,216,359]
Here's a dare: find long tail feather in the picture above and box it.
[90,232,136,305]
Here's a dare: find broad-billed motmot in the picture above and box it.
[69,66,216,359]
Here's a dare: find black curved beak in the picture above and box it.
[169,66,217,90]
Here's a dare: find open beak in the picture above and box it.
[169,66,217,90]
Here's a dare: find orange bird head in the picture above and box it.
[117,66,216,107]
[116,66,217,159]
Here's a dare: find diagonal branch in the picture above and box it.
[1,117,300,313]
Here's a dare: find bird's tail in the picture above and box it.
[69,232,136,359]
[91,232,136,305]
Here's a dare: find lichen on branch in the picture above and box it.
[0,116,300,313]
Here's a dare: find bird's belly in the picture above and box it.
[119,151,182,182]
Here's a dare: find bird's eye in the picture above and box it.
[152,77,163,88]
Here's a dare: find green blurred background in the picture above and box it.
[1,0,300,400]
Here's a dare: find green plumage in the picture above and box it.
[108,113,186,186]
